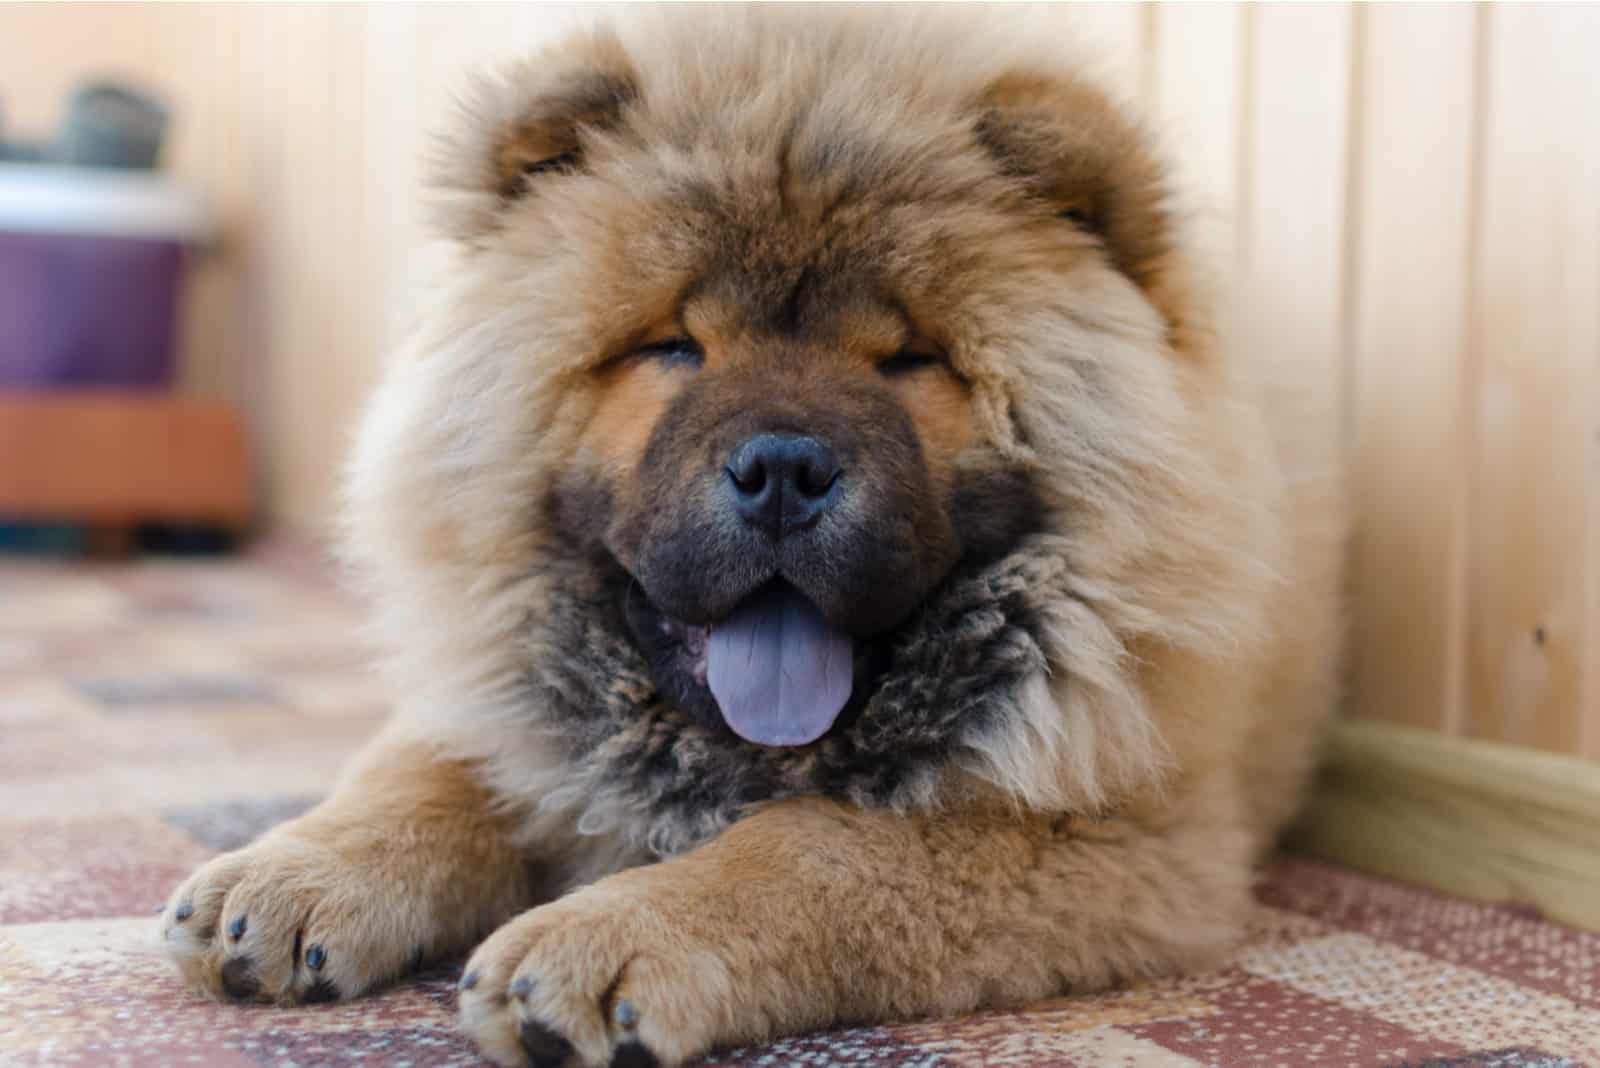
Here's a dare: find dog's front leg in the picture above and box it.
[459,788,1253,1068]
[160,729,540,1004]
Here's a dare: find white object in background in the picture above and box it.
[0,163,216,248]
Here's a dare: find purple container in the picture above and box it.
[0,230,183,386]
[0,164,214,388]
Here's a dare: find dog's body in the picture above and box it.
[162,9,1344,1066]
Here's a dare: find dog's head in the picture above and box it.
[522,79,1059,743]
[564,311,1025,744]
[349,8,1254,823]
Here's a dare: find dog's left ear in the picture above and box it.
[976,72,1188,337]
[430,25,639,243]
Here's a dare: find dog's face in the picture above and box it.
[548,209,1040,743]
[366,10,1196,755]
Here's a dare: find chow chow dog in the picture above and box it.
[161,7,1344,1066]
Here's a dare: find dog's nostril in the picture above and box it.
[726,458,766,494]
[726,433,842,535]
[794,458,838,498]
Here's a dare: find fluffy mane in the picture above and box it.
[339,5,1297,864]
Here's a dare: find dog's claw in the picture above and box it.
[219,956,259,1000]
[519,1018,574,1068]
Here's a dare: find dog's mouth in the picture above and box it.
[624,579,896,747]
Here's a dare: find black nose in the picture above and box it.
[725,433,842,537]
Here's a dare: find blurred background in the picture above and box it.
[0,1,1596,768]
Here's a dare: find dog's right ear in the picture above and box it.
[429,26,638,243]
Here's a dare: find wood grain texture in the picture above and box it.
[1064,2,1150,106]
[1148,0,1244,358]
[1288,718,1600,933]
[1149,1,1244,258]
[1465,3,1600,755]
[1234,2,1356,460]
[1346,4,1479,734]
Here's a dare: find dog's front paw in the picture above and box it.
[458,882,734,1068]
[160,829,439,1005]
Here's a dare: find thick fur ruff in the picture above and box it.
[531,539,1065,856]
[336,5,1300,841]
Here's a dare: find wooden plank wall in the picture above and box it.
[3,2,1598,760]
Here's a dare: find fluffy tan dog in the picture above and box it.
[161,8,1345,1067]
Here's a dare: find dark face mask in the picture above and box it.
[524,534,1064,858]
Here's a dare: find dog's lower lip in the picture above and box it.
[658,617,710,684]
[658,617,709,643]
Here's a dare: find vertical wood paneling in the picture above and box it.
[227,0,281,512]
[259,3,337,528]
[362,3,424,362]
[1149,3,1244,227]
[0,2,159,129]
[1466,4,1600,754]
[1590,343,1600,762]
[151,3,244,402]
[322,3,373,532]
[1148,1,1245,342]
[1346,4,1479,733]
[1064,2,1149,105]
[1235,3,1355,455]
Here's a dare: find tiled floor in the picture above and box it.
[3,543,1598,1067]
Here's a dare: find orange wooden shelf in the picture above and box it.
[0,390,252,527]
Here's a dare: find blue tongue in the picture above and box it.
[706,584,854,747]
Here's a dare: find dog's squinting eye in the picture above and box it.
[876,348,945,377]
[635,337,705,369]
[523,150,581,177]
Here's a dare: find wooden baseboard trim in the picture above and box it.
[1286,718,1600,932]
